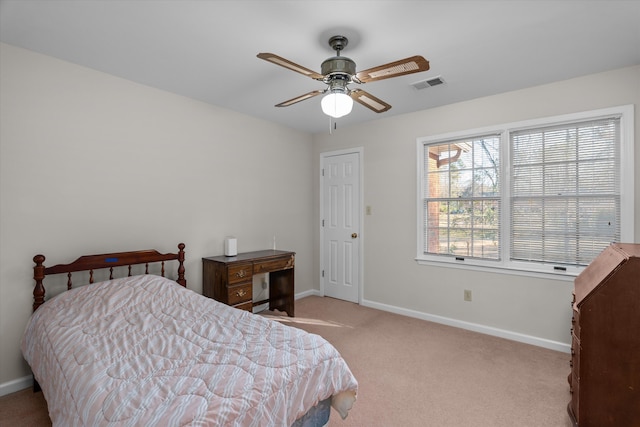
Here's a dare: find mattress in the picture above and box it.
[21,274,357,426]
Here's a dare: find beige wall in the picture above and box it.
[312,65,640,349]
[0,43,314,387]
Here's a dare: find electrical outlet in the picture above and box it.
[366,205,372,215]
[464,289,472,302]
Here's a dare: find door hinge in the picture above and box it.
[322,219,324,227]
[322,270,324,277]
[322,168,324,176]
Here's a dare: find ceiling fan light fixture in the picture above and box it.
[321,91,353,118]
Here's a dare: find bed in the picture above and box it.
[21,243,358,426]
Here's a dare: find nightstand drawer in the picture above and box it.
[227,283,252,305]
[233,301,253,312]
[254,256,294,274]
[228,263,252,285]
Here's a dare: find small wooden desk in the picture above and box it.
[202,250,295,317]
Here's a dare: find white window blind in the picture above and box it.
[510,117,620,266]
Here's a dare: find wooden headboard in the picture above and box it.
[32,243,186,311]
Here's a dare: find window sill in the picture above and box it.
[415,257,581,282]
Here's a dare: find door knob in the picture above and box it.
[351,233,358,238]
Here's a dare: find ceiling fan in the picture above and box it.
[257,35,430,118]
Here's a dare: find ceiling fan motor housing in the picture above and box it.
[321,56,356,78]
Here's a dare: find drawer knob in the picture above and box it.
[236,270,246,278]
[236,289,247,297]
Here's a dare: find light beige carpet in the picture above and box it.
[0,295,573,426]
[266,296,572,427]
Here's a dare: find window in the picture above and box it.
[422,135,501,260]
[417,105,634,277]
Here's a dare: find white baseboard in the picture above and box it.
[0,375,33,397]
[361,298,571,353]
[295,289,321,300]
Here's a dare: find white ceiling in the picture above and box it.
[1,0,639,134]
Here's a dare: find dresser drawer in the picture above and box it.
[569,375,580,425]
[572,308,580,337]
[228,263,252,284]
[227,283,252,305]
[254,256,294,274]
[571,335,580,380]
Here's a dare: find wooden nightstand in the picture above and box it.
[202,250,295,316]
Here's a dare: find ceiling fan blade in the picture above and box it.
[355,55,430,83]
[275,90,324,107]
[350,89,392,113]
[257,53,324,80]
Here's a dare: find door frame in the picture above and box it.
[319,147,364,304]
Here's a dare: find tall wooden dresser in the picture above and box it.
[568,243,640,426]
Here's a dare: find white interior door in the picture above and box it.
[321,150,361,303]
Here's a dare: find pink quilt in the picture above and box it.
[21,275,357,426]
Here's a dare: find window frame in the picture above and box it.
[416,105,635,279]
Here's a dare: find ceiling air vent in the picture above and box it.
[411,76,445,90]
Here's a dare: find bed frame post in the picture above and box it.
[32,255,46,391]
[177,243,186,287]
[33,255,46,312]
